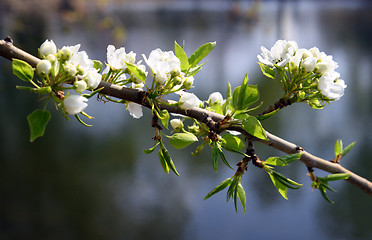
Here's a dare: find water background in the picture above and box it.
[0,0,372,239]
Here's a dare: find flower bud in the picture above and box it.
[64,62,77,77]
[36,59,52,76]
[63,94,88,115]
[74,80,88,93]
[208,92,224,105]
[183,76,194,90]
[170,119,184,132]
[177,91,202,109]
[39,40,57,58]
[86,71,101,89]
[301,57,317,72]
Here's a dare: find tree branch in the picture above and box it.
[1,37,371,197]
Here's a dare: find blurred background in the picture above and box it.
[1,0,372,239]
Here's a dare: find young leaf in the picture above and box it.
[212,143,219,172]
[187,64,203,77]
[125,61,147,82]
[319,185,334,204]
[271,171,302,189]
[256,108,280,121]
[203,177,233,200]
[217,146,234,170]
[174,41,189,72]
[169,132,198,149]
[188,41,216,68]
[280,152,303,164]
[144,141,160,154]
[341,142,356,157]
[258,62,276,79]
[12,59,34,82]
[325,173,351,182]
[265,157,287,167]
[27,109,51,142]
[158,109,170,129]
[221,134,245,153]
[93,60,103,72]
[236,183,246,213]
[241,116,269,141]
[158,150,170,173]
[334,139,343,157]
[269,173,288,199]
[159,141,180,176]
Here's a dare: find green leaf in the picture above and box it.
[193,141,208,156]
[231,75,259,111]
[93,60,103,72]
[236,183,246,213]
[12,59,34,82]
[203,177,233,200]
[334,139,343,157]
[188,41,216,68]
[256,108,280,121]
[144,141,160,154]
[174,41,189,72]
[325,173,351,182]
[280,152,303,164]
[169,132,198,149]
[158,109,170,129]
[269,173,288,199]
[319,185,334,204]
[27,109,51,142]
[271,171,302,189]
[125,61,147,82]
[241,116,268,141]
[341,142,356,157]
[258,62,276,79]
[187,63,204,77]
[221,134,245,152]
[158,149,170,173]
[217,146,234,170]
[212,143,219,172]
[159,141,180,176]
[265,157,287,167]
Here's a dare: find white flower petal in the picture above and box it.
[127,102,143,119]
[63,95,88,115]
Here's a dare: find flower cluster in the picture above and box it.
[258,40,346,105]
[37,40,102,116]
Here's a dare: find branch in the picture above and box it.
[1,37,371,197]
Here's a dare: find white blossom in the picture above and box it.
[74,80,87,93]
[143,48,181,84]
[318,71,346,100]
[208,92,224,105]
[59,44,81,61]
[170,119,183,132]
[39,40,57,58]
[176,91,202,109]
[105,45,135,70]
[86,71,101,89]
[127,102,143,119]
[301,57,317,72]
[63,95,88,115]
[36,59,52,76]
[257,40,298,67]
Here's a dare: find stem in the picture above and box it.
[259,96,295,116]
[1,37,372,197]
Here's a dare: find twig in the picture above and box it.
[1,37,371,197]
